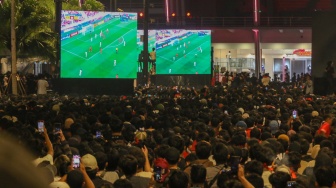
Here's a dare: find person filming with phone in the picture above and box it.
[28,121,54,166]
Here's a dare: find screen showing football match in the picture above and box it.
[60,11,138,78]
[137,29,211,75]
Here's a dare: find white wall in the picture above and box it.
[212,43,312,79]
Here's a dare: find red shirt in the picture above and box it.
[318,121,331,137]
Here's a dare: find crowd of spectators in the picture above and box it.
[0,73,335,188]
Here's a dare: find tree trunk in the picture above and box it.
[11,0,17,95]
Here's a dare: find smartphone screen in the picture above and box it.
[230,156,240,175]
[73,155,80,168]
[54,123,61,133]
[287,181,296,187]
[38,120,44,133]
[292,110,297,119]
[154,166,162,181]
[96,131,102,138]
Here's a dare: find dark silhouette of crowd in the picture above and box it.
[0,72,335,188]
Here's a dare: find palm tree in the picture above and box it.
[0,0,56,94]
[0,0,105,95]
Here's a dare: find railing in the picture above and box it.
[138,17,312,29]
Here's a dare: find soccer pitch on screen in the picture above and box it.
[60,11,138,78]
[137,29,211,75]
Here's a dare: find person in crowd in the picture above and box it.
[184,141,213,175]
[1,75,336,188]
[81,153,113,187]
[118,154,151,188]
[36,74,49,95]
[167,170,189,188]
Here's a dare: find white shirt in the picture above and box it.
[37,79,49,94]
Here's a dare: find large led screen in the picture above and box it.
[137,30,211,75]
[61,11,138,78]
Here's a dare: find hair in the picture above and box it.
[195,141,211,159]
[244,160,263,176]
[212,142,228,164]
[167,170,189,188]
[113,179,133,188]
[128,146,146,170]
[314,166,335,187]
[245,173,264,188]
[190,164,207,185]
[231,133,247,146]
[118,155,138,177]
[54,154,71,177]
[168,135,185,154]
[95,151,107,171]
[164,147,180,165]
[320,139,334,150]
[250,127,261,139]
[250,145,275,165]
[185,153,198,164]
[298,138,310,155]
[121,124,136,143]
[269,171,291,188]
[288,151,302,170]
[106,148,120,171]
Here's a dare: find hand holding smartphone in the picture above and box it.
[72,155,81,168]
[230,156,240,175]
[38,120,44,133]
[292,110,297,119]
[54,123,61,134]
[96,131,102,138]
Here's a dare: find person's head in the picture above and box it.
[195,141,211,159]
[244,160,263,176]
[118,154,138,177]
[113,179,133,188]
[250,127,261,139]
[314,166,335,187]
[288,151,301,171]
[81,154,98,178]
[168,135,185,154]
[67,170,84,188]
[212,142,229,164]
[250,145,275,166]
[106,148,120,171]
[245,173,264,188]
[190,164,207,185]
[164,147,180,166]
[167,170,189,188]
[128,146,146,170]
[94,151,107,171]
[269,171,291,188]
[54,154,71,177]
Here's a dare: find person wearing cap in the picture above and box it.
[81,154,113,187]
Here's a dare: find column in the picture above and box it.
[253,0,261,77]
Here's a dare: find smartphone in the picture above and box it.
[38,120,44,133]
[96,131,102,138]
[72,155,81,168]
[154,166,162,182]
[54,123,61,133]
[230,156,240,175]
[292,110,297,119]
[287,181,297,187]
